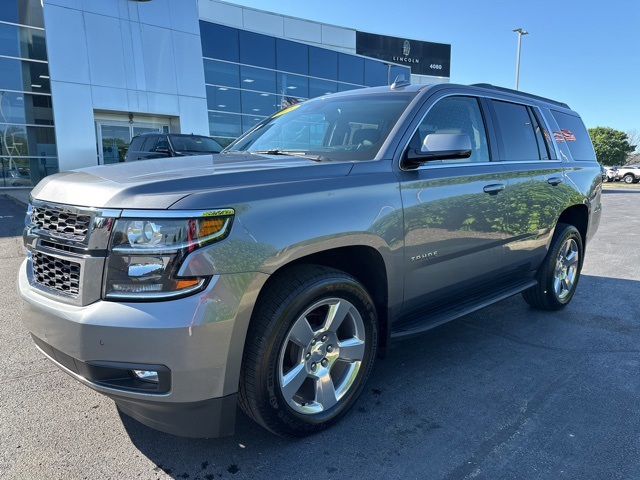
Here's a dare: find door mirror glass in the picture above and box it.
[421,133,472,156]
[405,133,472,167]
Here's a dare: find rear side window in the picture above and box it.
[128,137,144,152]
[141,136,159,152]
[491,100,550,161]
[550,111,596,161]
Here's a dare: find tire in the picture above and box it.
[623,174,635,184]
[522,223,583,311]
[239,265,377,437]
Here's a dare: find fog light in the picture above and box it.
[132,370,159,383]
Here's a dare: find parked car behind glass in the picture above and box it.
[124,133,223,162]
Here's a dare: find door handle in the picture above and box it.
[483,183,506,194]
[547,177,564,186]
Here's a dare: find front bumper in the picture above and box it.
[18,259,263,437]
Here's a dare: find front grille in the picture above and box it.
[30,206,92,241]
[32,251,81,296]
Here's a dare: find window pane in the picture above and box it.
[550,110,597,161]
[241,90,279,117]
[276,72,308,98]
[208,111,241,139]
[239,65,276,93]
[309,46,337,80]
[309,78,337,98]
[276,38,308,75]
[364,59,388,86]
[0,57,51,93]
[413,96,490,163]
[239,30,275,69]
[492,100,540,161]
[1,156,33,186]
[338,83,362,92]
[0,123,56,156]
[338,53,364,85]
[140,136,159,152]
[0,91,53,125]
[389,65,410,84]
[206,85,241,114]
[242,115,265,133]
[0,23,47,61]
[0,0,44,28]
[199,21,239,62]
[203,59,239,88]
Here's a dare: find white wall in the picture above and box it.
[44,0,208,172]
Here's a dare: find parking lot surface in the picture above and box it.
[1,188,639,480]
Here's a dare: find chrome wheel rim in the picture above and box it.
[278,298,366,415]
[553,238,579,300]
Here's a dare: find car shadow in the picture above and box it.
[118,273,640,479]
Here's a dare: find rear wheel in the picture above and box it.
[522,223,583,310]
[239,265,377,437]
[623,174,635,184]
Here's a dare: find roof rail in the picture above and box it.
[471,83,570,109]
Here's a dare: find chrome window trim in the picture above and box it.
[399,91,568,172]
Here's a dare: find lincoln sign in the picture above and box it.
[356,31,451,77]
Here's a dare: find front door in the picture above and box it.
[398,95,509,315]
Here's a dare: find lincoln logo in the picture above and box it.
[403,40,411,56]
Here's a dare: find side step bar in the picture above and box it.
[391,278,537,340]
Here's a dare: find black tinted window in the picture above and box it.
[200,22,239,62]
[550,111,596,161]
[128,137,145,152]
[141,136,159,152]
[492,100,540,161]
[239,31,275,69]
[276,38,308,75]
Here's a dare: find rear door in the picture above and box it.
[486,99,570,273]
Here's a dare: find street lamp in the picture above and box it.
[513,28,529,90]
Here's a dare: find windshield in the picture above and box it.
[168,135,223,153]
[225,92,415,161]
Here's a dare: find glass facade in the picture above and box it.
[200,21,410,147]
[0,0,57,188]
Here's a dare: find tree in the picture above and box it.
[588,127,636,166]
[626,129,640,154]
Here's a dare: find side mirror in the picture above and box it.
[404,133,472,168]
[155,147,171,154]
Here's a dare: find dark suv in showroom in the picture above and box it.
[124,133,223,162]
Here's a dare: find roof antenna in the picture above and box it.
[391,74,411,90]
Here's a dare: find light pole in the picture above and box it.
[513,28,528,90]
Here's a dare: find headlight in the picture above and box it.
[103,209,234,300]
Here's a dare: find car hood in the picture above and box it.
[31,153,354,209]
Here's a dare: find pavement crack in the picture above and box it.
[0,369,59,385]
[460,320,640,355]
[442,364,583,480]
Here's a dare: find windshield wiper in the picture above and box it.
[248,149,326,161]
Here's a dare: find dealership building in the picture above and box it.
[0,0,451,188]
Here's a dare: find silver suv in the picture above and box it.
[19,82,602,438]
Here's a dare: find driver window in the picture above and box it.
[411,96,490,163]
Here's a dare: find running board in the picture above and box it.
[390,278,538,340]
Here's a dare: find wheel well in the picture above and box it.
[264,246,390,355]
[557,204,588,248]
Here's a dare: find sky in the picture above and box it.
[224,0,640,135]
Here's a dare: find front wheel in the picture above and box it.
[239,265,377,437]
[522,223,583,311]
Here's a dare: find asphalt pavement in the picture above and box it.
[1,189,639,480]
